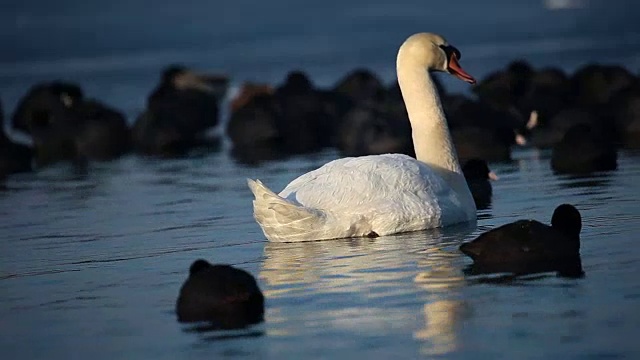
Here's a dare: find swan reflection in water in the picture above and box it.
[259,223,476,353]
[413,300,469,356]
[413,241,470,356]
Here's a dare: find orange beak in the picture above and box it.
[448,53,476,84]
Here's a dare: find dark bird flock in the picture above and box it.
[3,61,637,177]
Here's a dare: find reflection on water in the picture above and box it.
[182,321,266,343]
[412,230,469,356]
[415,300,467,356]
[260,224,475,298]
[260,224,477,354]
[557,172,614,194]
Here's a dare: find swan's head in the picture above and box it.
[399,32,476,84]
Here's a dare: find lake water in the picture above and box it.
[2,0,640,359]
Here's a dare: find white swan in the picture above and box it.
[248,32,478,242]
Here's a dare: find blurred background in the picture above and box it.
[2,0,640,117]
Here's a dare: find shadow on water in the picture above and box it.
[462,255,586,284]
[556,172,614,193]
[181,322,265,342]
[462,271,585,287]
[476,210,494,221]
[200,330,265,342]
[230,145,291,167]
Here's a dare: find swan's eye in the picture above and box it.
[438,44,462,60]
[453,48,461,60]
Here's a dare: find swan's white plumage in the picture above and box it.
[249,154,472,242]
[248,32,477,242]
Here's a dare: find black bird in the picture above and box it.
[11,82,130,166]
[551,123,617,174]
[176,259,265,329]
[228,71,350,160]
[462,158,498,210]
[1,99,32,178]
[459,204,584,277]
[11,81,83,134]
[608,84,640,149]
[71,99,130,162]
[332,68,386,105]
[133,65,228,157]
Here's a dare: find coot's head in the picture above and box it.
[551,204,582,240]
[188,259,213,276]
[463,158,499,181]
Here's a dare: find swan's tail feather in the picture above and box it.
[247,179,326,242]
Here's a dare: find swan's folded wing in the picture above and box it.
[278,154,452,226]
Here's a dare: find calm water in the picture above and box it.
[2,0,640,359]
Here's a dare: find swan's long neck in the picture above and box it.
[397,56,462,175]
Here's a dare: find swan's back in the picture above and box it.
[278,154,470,235]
